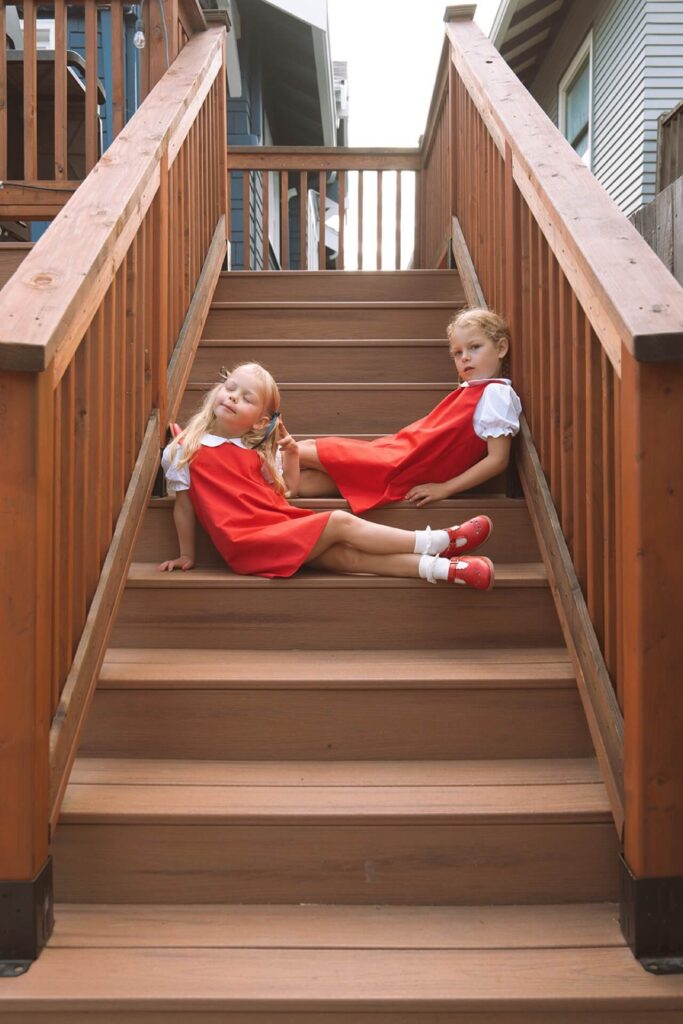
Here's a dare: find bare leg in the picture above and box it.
[298,439,325,470]
[297,467,340,498]
[308,509,416,560]
[309,543,422,579]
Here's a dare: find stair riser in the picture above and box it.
[112,587,563,650]
[80,688,592,761]
[1,1013,678,1024]
[204,307,460,340]
[137,507,540,564]
[193,341,456,383]
[52,822,619,904]
[214,271,465,303]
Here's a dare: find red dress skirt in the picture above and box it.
[189,442,331,578]
[315,380,494,513]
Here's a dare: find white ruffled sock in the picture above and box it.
[414,526,451,556]
[418,554,451,584]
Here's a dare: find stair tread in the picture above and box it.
[200,336,451,344]
[51,901,622,950]
[149,496,526,509]
[100,646,574,688]
[210,300,461,309]
[62,757,610,823]
[127,562,548,588]
[10,944,683,1010]
[185,380,454,389]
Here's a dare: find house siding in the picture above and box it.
[527,0,683,217]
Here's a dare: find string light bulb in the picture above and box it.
[133,16,146,48]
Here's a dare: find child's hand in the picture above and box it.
[405,482,449,507]
[278,420,299,457]
[159,555,195,572]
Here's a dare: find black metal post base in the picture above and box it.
[620,853,683,973]
[0,857,54,971]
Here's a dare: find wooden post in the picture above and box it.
[0,369,55,964]
[619,352,683,963]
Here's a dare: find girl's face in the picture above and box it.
[449,327,508,382]
[212,368,269,437]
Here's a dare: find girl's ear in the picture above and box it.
[497,337,510,360]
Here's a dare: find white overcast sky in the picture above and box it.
[327,1,500,147]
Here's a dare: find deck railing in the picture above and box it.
[226,147,421,271]
[0,0,206,220]
[0,24,227,960]
[423,9,683,920]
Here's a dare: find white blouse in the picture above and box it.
[162,434,283,494]
[468,380,522,440]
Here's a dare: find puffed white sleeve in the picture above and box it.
[161,443,191,494]
[473,383,522,440]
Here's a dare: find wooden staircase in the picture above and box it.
[8,270,683,1019]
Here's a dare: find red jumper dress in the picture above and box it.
[315,379,499,514]
[189,441,331,578]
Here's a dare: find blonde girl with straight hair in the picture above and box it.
[160,361,497,589]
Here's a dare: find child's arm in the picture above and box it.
[278,420,301,496]
[159,490,196,571]
[405,435,512,507]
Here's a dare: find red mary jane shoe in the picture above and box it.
[438,515,493,558]
[448,556,494,591]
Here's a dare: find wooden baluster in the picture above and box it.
[357,170,364,270]
[23,0,37,180]
[527,209,538,438]
[584,319,605,650]
[89,306,104,591]
[114,257,127,508]
[376,169,383,270]
[85,1,98,173]
[73,334,90,651]
[101,282,115,556]
[601,348,616,680]
[51,383,62,710]
[280,170,289,269]
[558,273,573,547]
[414,169,421,269]
[571,293,587,594]
[319,169,326,270]
[59,364,75,681]
[226,170,232,262]
[0,3,6,178]
[547,251,561,507]
[126,235,139,474]
[152,156,169,430]
[53,0,68,178]
[300,170,308,270]
[111,0,124,138]
[262,168,270,270]
[395,170,401,270]
[537,226,550,472]
[338,170,345,271]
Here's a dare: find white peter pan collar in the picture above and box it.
[200,433,248,448]
[459,377,512,388]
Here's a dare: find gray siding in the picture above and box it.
[528,0,683,217]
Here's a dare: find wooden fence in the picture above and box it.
[657,99,683,193]
[0,26,227,953]
[421,9,683,897]
[630,176,683,287]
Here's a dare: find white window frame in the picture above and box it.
[558,30,593,169]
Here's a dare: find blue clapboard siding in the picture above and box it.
[528,0,683,217]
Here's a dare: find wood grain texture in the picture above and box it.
[226,147,422,171]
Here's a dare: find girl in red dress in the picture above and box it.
[160,362,496,589]
[297,308,521,513]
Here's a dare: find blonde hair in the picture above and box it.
[446,307,511,378]
[167,362,286,494]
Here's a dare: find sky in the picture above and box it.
[327,0,500,147]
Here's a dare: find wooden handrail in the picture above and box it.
[444,16,683,367]
[425,7,683,905]
[0,25,227,958]
[226,147,421,170]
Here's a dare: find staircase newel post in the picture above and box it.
[619,351,683,969]
[0,368,55,970]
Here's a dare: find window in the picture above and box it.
[559,32,593,167]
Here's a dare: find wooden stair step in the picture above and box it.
[113,563,562,650]
[137,497,541,564]
[65,757,607,821]
[194,336,456,383]
[50,902,623,950]
[14,912,683,1019]
[53,759,618,904]
[100,646,574,688]
[204,300,462,339]
[213,268,465,302]
[82,648,591,762]
[194,337,456,382]
[180,380,453,433]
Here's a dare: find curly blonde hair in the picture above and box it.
[166,362,286,494]
[446,307,511,377]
